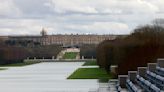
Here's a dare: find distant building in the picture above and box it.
[1,28,121,46]
[0,36,8,41]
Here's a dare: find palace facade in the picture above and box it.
[3,29,120,46]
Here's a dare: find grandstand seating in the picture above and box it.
[116,58,164,92]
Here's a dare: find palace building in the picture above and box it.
[2,28,120,46]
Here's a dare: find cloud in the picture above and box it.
[0,0,164,35]
[0,0,21,17]
[63,22,129,34]
[49,0,159,15]
[0,19,129,35]
[13,0,54,18]
[0,19,45,35]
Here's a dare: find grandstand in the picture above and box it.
[116,59,164,92]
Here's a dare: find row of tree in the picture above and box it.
[5,40,41,47]
[80,44,97,59]
[97,21,164,75]
[0,44,27,65]
[0,42,63,65]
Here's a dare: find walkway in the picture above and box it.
[0,62,99,92]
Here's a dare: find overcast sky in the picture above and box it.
[0,0,164,35]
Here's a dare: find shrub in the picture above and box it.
[80,44,97,59]
[96,25,164,75]
[0,44,63,65]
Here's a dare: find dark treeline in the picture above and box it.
[26,45,63,59]
[0,41,63,65]
[80,44,97,59]
[0,45,27,65]
[97,24,164,75]
[5,40,41,47]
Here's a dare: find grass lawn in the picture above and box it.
[0,62,40,67]
[83,60,97,66]
[63,52,78,59]
[0,68,7,70]
[67,68,113,79]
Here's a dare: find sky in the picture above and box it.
[0,0,164,35]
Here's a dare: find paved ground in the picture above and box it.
[80,66,99,68]
[0,62,99,92]
[97,80,118,92]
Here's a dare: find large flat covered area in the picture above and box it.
[0,62,98,92]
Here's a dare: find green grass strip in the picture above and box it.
[63,52,78,59]
[83,60,97,66]
[68,68,113,79]
[0,68,7,70]
[0,62,40,67]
